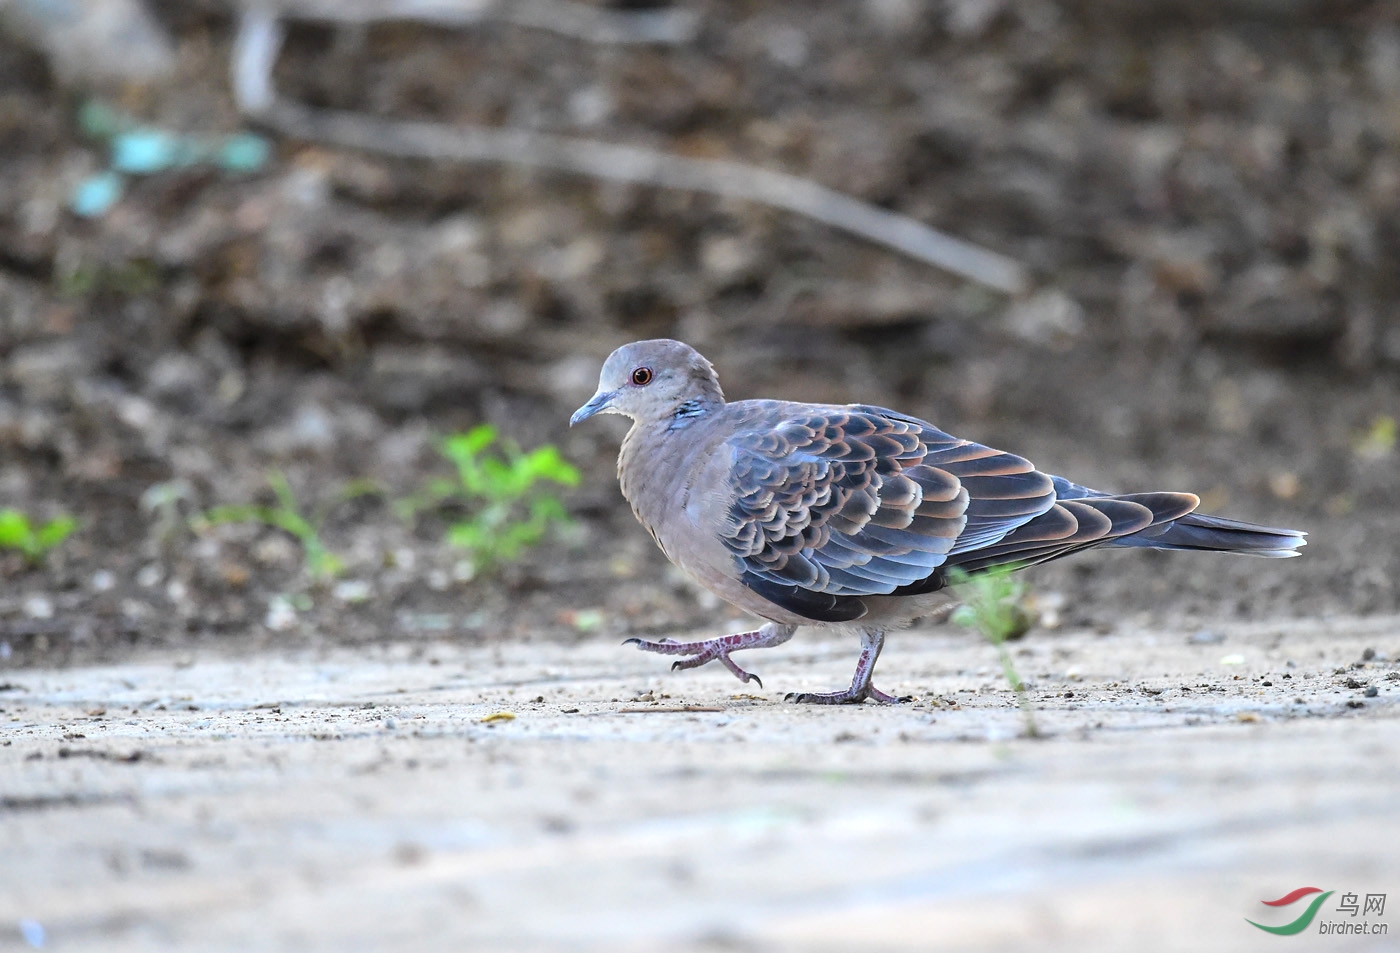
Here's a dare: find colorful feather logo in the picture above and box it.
[1247,888,1334,935]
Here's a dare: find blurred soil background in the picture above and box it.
[2,0,1400,667]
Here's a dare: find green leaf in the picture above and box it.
[0,509,76,563]
[463,424,498,454]
[268,471,298,515]
[446,520,490,551]
[338,478,384,502]
[305,546,343,581]
[415,429,579,574]
[947,564,1039,737]
[204,504,279,527]
[523,446,581,486]
[264,508,315,543]
[35,517,77,550]
[529,496,569,524]
[0,509,31,549]
[487,456,524,491]
[442,426,497,465]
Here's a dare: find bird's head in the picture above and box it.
[570,339,724,426]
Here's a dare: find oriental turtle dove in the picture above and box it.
[571,340,1306,704]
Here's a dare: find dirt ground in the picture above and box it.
[3,614,1397,951]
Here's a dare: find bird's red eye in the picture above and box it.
[631,366,653,386]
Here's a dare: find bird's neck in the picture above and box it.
[616,397,724,530]
[667,396,719,427]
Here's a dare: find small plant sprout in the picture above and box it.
[1353,414,1396,461]
[399,425,580,574]
[200,472,369,583]
[0,509,77,565]
[947,565,1040,738]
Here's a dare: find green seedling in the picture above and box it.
[200,472,371,583]
[1354,414,1396,461]
[0,509,77,565]
[399,425,580,573]
[947,565,1040,738]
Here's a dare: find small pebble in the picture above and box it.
[1364,686,1379,698]
[333,580,372,603]
[264,596,297,632]
[22,596,53,620]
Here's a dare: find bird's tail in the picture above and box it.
[1108,512,1306,558]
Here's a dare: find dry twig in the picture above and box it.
[239,0,699,45]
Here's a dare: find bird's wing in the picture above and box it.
[942,491,1197,574]
[719,405,1057,620]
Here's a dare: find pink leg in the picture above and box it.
[785,628,912,705]
[625,623,796,688]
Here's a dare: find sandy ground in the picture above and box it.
[2,615,1398,952]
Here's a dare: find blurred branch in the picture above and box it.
[231,4,1030,296]
[242,0,700,45]
[1056,0,1359,22]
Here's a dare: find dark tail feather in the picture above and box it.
[1109,512,1306,558]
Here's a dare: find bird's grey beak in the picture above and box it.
[570,389,618,426]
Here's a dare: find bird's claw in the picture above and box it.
[669,656,761,686]
[628,634,766,686]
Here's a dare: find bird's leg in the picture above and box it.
[624,623,796,688]
[785,628,912,705]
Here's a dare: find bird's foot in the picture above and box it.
[623,633,765,686]
[623,624,796,687]
[784,627,910,704]
[784,685,914,705]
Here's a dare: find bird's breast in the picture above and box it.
[618,421,735,574]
